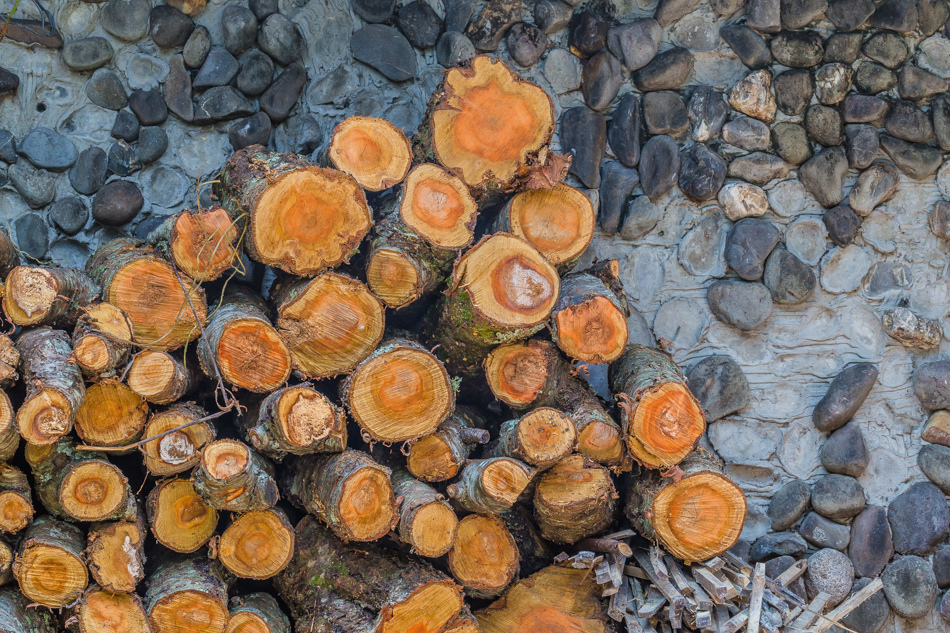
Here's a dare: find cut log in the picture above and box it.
[446,457,534,515]
[146,478,218,553]
[75,379,149,447]
[0,587,57,632]
[226,593,292,633]
[406,406,490,482]
[0,335,19,388]
[14,517,88,608]
[341,337,455,442]
[85,515,147,593]
[447,514,520,599]
[421,55,564,196]
[609,343,706,469]
[26,439,136,522]
[272,272,384,379]
[75,587,151,633]
[283,449,396,542]
[149,205,241,282]
[502,504,554,577]
[241,384,347,462]
[391,468,459,557]
[494,184,596,270]
[490,407,577,469]
[215,146,372,276]
[0,464,33,534]
[71,302,134,379]
[475,565,612,633]
[551,271,629,364]
[399,163,478,250]
[218,507,295,579]
[127,350,200,405]
[0,541,11,587]
[0,230,20,280]
[86,238,208,350]
[624,450,746,563]
[16,327,85,445]
[140,402,215,476]
[0,390,17,462]
[275,514,464,633]
[430,233,560,374]
[197,285,291,393]
[485,339,626,469]
[144,556,230,633]
[327,116,412,191]
[533,454,617,544]
[2,266,98,327]
[192,439,279,512]
[444,605,480,633]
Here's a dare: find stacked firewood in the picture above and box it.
[0,55,750,633]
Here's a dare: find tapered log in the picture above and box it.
[391,469,458,557]
[0,390,17,463]
[502,504,553,577]
[0,539,11,586]
[26,440,136,522]
[406,406,490,482]
[215,146,372,276]
[75,587,151,633]
[71,302,134,379]
[227,593,292,633]
[399,163,478,249]
[192,439,279,512]
[475,565,612,633]
[341,337,455,443]
[490,407,576,469]
[327,117,412,191]
[0,335,18,388]
[75,379,148,447]
[419,55,565,196]
[2,266,99,327]
[551,272,629,364]
[145,556,230,633]
[275,515,465,633]
[0,464,33,533]
[624,450,746,562]
[272,272,384,379]
[609,344,707,469]
[140,402,215,476]
[149,205,241,282]
[240,384,347,461]
[0,587,57,632]
[127,350,200,404]
[197,285,291,392]
[0,231,20,280]
[486,339,626,469]
[446,457,534,515]
[218,507,295,579]
[86,238,208,350]
[85,514,147,593]
[14,517,88,608]
[430,233,560,374]
[16,327,85,445]
[448,514,519,599]
[146,478,218,553]
[283,449,396,542]
[533,454,617,544]
[494,184,595,270]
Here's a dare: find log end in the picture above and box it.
[75,379,148,447]
[481,458,533,508]
[16,541,88,608]
[448,515,519,598]
[329,116,412,191]
[628,381,706,469]
[367,247,423,308]
[507,184,595,267]
[275,385,340,448]
[142,407,214,476]
[148,478,218,553]
[3,266,58,326]
[516,408,577,468]
[408,501,459,558]
[219,509,295,580]
[78,589,150,633]
[407,434,461,482]
[379,580,464,633]
[17,387,73,445]
[401,163,478,249]
[170,206,241,282]
[216,318,292,393]
[484,341,552,408]
[337,465,397,541]
[554,294,628,364]
[60,459,129,521]
[0,490,33,533]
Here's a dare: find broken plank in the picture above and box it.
[790,592,831,631]
[747,563,766,633]
[808,578,883,633]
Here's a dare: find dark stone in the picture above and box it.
[260,63,306,123]
[8,162,54,209]
[351,25,417,82]
[62,36,114,71]
[193,86,255,124]
[259,14,304,65]
[100,0,150,42]
[813,363,878,432]
[436,31,476,67]
[727,152,790,185]
[19,127,78,172]
[687,85,727,142]
[799,147,848,207]
[229,112,272,151]
[886,99,934,144]
[821,423,869,476]
[836,577,890,633]
[709,0,745,15]
[764,556,807,599]
[598,162,639,234]
[888,482,950,555]
[707,280,773,330]
[814,63,852,105]
[686,355,750,422]
[93,180,143,226]
[725,218,780,281]
[567,9,609,58]
[236,50,274,97]
[845,124,879,169]
[138,127,168,165]
[824,204,861,246]
[934,546,950,589]
[882,556,939,619]
[128,89,167,126]
[396,0,444,48]
[773,69,814,116]
[273,114,323,155]
[620,196,662,239]
[467,0,521,51]
[561,106,606,189]
[107,141,140,177]
[769,480,812,531]
[534,0,572,35]
[639,134,680,200]
[934,95,950,151]
[919,444,950,495]
[607,94,641,168]
[805,549,855,607]
[782,0,828,28]
[222,5,257,56]
[880,135,943,180]
[133,215,165,241]
[824,32,863,62]
[506,23,546,67]
[723,117,771,151]
[849,162,900,215]
[183,25,211,68]
[111,110,140,142]
[49,197,88,236]
[919,0,950,35]
[14,214,48,260]
[812,474,866,523]
[643,90,688,137]
[805,104,844,146]
[842,94,888,123]
[868,0,918,31]
[931,200,950,240]
[249,0,279,20]
[854,62,897,95]
[445,0,477,32]
[164,54,193,123]
[0,69,17,97]
[771,122,813,165]
[69,147,108,195]
[606,19,661,71]
[942,592,950,623]
[800,512,851,550]
[898,65,949,102]
[678,143,725,202]
[655,0,700,27]
[747,0,781,33]
[770,30,824,68]
[849,506,893,578]
[193,47,239,90]
[633,46,693,92]
[750,531,808,562]
[0,131,14,164]
[827,0,874,30]
[150,5,194,49]
[581,51,621,111]
[862,32,909,69]
[720,24,771,69]
[763,246,816,304]
[351,0,396,23]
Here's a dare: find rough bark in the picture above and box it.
[0,464,33,534]
[127,350,200,405]
[448,514,520,599]
[227,593,292,633]
[446,457,534,515]
[146,478,218,554]
[406,406,490,482]
[533,454,617,544]
[140,402,215,476]
[550,271,629,364]
[0,587,57,632]
[326,116,412,191]
[16,327,85,445]
[0,230,20,279]
[489,407,577,469]
[218,507,295,580]
[75,587,151,633]
[391,468,459,557]
[85,514,147,593]
[191,439,279,512]
[74,379,148,447]
[0,540,12,587]
[502,504,554,577]
[14,517,88,608]
[71,302,134,379]
[2,266,99,327]
[0,390,17,463]
[149,205,242,283]
[144,556,230,633]
[0,335,19,389]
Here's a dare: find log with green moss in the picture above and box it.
[227,593,292,633]
[191,439,279,512]
[0,463,33,534]
[446,457,534,515]
[144,556,230,633]
[16,326,85,445]
[2,265,99,327]
[391,468,459,558]
[0,587,57,632]
[14,517,88,608]
[406,406,490,482]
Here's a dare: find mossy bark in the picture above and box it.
[192,444,279,512]
[0,588,57,632]
[16,327,85,444]
[228,593,292,633]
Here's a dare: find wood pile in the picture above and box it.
[0,55,756,633]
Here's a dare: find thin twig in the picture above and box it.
[75,409,229,453]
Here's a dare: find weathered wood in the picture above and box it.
[144,556,230,633]
[407,406,489,482]
[3,266,99,327]
[192,439,279,512]
[140,402,215,476]
[240,384,347,461]
[14,517,88,608]
[391,469,458,557]
[0,335,19,389]
[502,503,554,577]
[16,327,85,444]
[226,593,292,633]
[534,454,617,544]
[0,587,57,632]
[446,456,533,515]
[85,514,147,593]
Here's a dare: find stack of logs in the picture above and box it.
[0,55,750,633]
